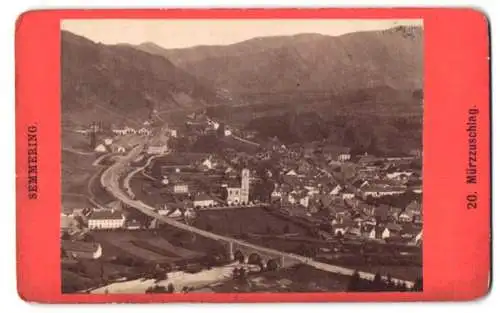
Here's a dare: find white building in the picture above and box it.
[147,144,168,155]
[361,186,406,199]
[193,194,216,208]
[341,192,355,200]
[169,129,178,138]
[173,184,189,194]
[87,210,125,230]
[94,144,108,153]
[138,127,152,136]
[329,185,342,195]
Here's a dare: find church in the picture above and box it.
[224,169,250,205]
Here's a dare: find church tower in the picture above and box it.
[240,168,250,204]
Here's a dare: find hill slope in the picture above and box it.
[135,26,423,97]
[61,31,220,127]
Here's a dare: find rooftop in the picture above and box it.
[88,209,123,220]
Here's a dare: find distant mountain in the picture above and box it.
[135,26,423,98]
[61,31,219,127]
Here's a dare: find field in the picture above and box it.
[92,230,205,263]
[61,149,99,209]
[193,207,312,238]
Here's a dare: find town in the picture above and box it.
[61,109,423,294]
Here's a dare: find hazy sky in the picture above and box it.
[61,19,422,49]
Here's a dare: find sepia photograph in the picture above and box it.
[60,19,423,294]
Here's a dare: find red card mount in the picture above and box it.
[15,8,490,303]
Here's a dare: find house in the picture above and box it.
[361,186,407,199]
[124,126,136,134]
[104,138,113,146]
[329,184,342,196]
[411,186,423,194]
[270,189,282,202]
[207,119,220,130]
[341,191,355,200]
[201,157,215,170]
[299,195,310,208]
[389,207,403,221]
[285,169,298,176]
[167,129,178,138]
[138,127,152,136]
[173,183,189,194]
[287,191,309,208]
[166,208,184,219]
[87,209,125,230]
[94,144,108,153]
[323,146,351,162]
[112,128,128,136]
[61,240,102,259]
[224,128,232,136]
[111,145,126,153]
[405,200,422,215]
[305,185,320,196]
[385,223,403,237]
[329,205,350,221]
[332,223,350,237]
[357,153,379,164]
[398,210,414,223]
[147,144,168,155]
[400,224,422,240]
[386,171,413,180]
[193,193,216,208]
[362,217,377,227]
[125,219,142,230]
[369,225,391,240]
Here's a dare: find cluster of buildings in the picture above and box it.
[225,138,424,245]
[60,202,149,232]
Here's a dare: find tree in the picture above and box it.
[232,267,240,279]
[167,283,175,293]
[386,274,395,290]
[266,259,279,271]
[61,231,71,240]
[347,270,361,291]
[82,233,94,242]
[283,224,290,234]
[154,271,168,282]
[412,276,423,292]
[372,272,383,290]
[238,267,247,280]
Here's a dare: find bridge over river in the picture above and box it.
[100,145,415,288]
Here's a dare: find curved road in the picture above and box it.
[100,146,414,288]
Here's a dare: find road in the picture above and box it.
[100,146,414,288]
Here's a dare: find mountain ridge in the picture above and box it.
[133,26,423,97]
[61,30,220,127]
